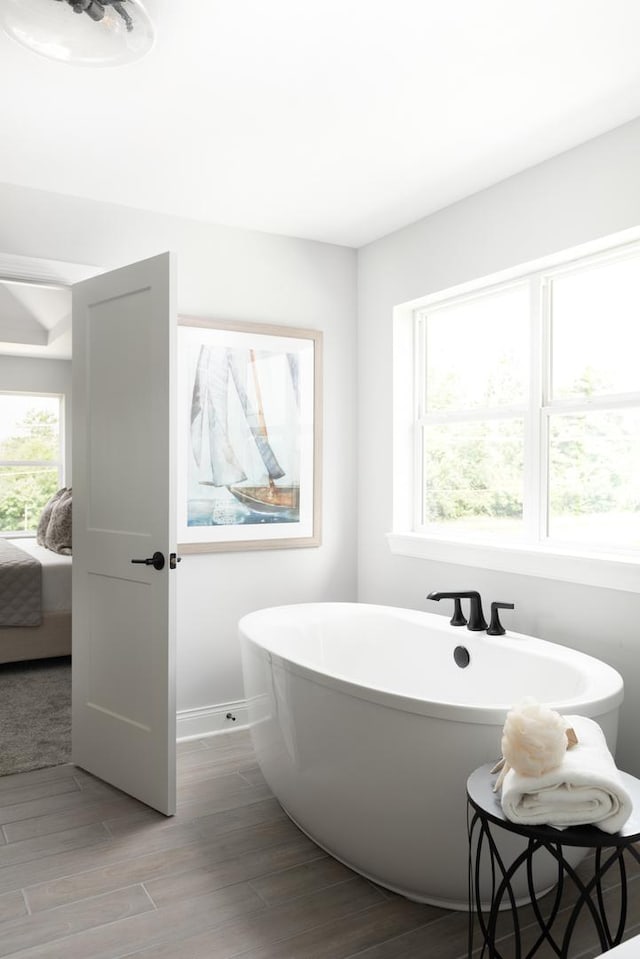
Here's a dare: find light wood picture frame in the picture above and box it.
[177,316,322,552]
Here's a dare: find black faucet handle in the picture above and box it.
[450,597,467,627]
[487,602,515,636]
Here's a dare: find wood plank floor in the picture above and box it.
[0,729,637,958]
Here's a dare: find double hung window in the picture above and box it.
[412,241,640,556]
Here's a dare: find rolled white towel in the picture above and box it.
[500,715,633,833]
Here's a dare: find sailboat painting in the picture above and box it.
[177,318,322,552]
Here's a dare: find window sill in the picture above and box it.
[386,532,640,594]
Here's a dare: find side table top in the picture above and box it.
[467,762,640,847]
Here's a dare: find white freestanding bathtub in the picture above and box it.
[239,602,624,909]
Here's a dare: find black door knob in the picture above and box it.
[131,551,165,571]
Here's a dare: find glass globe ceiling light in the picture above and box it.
[0,0,155,66]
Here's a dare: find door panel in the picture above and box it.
[72,252,177,815]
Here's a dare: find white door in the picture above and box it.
[71,252,177,815]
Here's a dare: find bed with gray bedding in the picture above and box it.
[0,538,71,663]
[0,538,43,627]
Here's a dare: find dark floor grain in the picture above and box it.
[0,729,635,958]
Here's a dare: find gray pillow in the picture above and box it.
[36,487,68,546]
[45,489,72,555]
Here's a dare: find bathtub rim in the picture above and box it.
[239,602,624,727]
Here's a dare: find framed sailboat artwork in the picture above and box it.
[177,317,322,552]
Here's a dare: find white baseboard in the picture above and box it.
[176,700,249,742]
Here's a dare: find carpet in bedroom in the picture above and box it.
[0,656,71,776]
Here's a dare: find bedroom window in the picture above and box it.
[389,232,640,591]
[0,393,64,536]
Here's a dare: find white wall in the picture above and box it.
[0,355,72,480]
[0,183,358,722]
[357,116,640,776]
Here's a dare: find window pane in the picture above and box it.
[0,466,59,534]
[548,409,640,548]
[551,256,640,399]
[425,286,529,412]
[0,394,60,461]
[0,394,62,535]
[423,418,524,535]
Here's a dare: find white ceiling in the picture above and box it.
[1,0,640,359]
[1,0,639,253]
[0,281,71,359]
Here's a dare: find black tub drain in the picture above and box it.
[454,646,470,668]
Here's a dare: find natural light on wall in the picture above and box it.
[389,230,640,592]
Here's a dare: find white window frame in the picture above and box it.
[388,229,640,594]
[0,391,65,538]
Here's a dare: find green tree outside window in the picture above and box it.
[0,407,61,534]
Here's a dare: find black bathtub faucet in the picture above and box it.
[427,590,488,631]
[486,601,515,636]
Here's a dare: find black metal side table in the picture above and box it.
[467,763,640,958]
